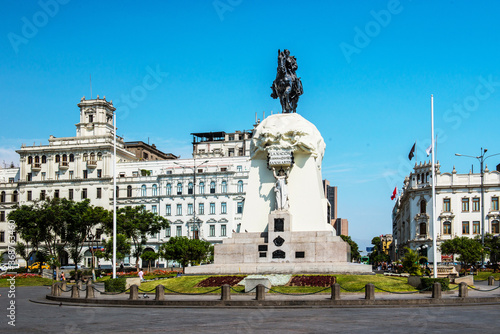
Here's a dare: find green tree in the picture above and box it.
[340,235,361,262]
[140,250,159,272]
[110,206,169,270]
[369,236,390,264]
[103,234,131,263]
[14,242,30,268]
[440,236,483,268]
[160,237,212,273]
[401,247,427,276]
[482,234,500,268]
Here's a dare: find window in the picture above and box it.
[27,173,32,181]
[237,201,243,214]
[55,172,59,180]
[152,184,157,196]
[127,185,132,198]
[69,154,74,162]
[165,227,171,237]
[0,231,4,242]
[209,225,215,237]
[473,198,480,211]
[210,181,216,194]
[221,202,227,214]
[68,189,73,200]
[12,191,18,202]
[141,185,147,197]
[237,180,243,193]
[40,190,46,200]
[41,172,46,180]
[55,155,60,163]
[82,153,88,162]
[176,204,182,215]
[473,221,480,234]
[0,211,5,222]
[462,221,470,234]
[199,182,205,194]
[54,189,59,199]
[69,171,73,179]
[443,198,451,212]
[97,152,102,161]
[199,203,204,215]
[97,169,102,178]
[237,165,242,172]
[420,200,426,214]
[152,205,157,214]
[83,170,88,179]
[210,203,215,214]
[82,188,87,199]
[176,226,182,237]
[221,224,227,236]
[27,190,32,201]
[166,204,171,216]
[492,197,499,211]
[0,191,4,202]
[443,221,451,235]
[177,183,183,195]
[8,178,14,183]
[188,203,193,215]
[462,198,469,212]
[492,220,500,234]
[62,154,67,162]
[188,182,193,195]
[221,181,227,193]
[166,183,172,195]
[116,186,119,198]
[89,114,93,123]
[419,222,426,236]
[96,188,101,199]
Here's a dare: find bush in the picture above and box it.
[104,277,126,292]
[419,277,450,291]
[9,267,28,274]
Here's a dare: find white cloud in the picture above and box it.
[0,147,20,167]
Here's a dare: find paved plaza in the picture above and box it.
[1,283,500,333]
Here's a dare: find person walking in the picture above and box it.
[138,268,144,282]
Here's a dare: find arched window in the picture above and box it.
[82,153,87,162]
[55,155,60,163]
[210,181,216,194]
[443,221,452,235]
[237,180,243,193]
[419,222,427,236]
[188,182,193,195]
[199,182,205,194]
[127,185,132,198]
[12,191,18,203]
[27,156,33,164]
[97,152,102,161]
[42,155,47,163]
[420,200,426,214]
[177,183,183,195]
[69,154,74,162]
[152,184,157,196]
[221,181,227,193]
[116,186,119,199]
[90,153,95,162]
[166,183,172,196]
[62,154,67,162]
[0,191,5,202]
[141,185,147,197]
[492,220,500,234]
[34,156,40,163]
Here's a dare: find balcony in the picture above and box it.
[59,161,69,170]
[31,163,42,172]
[86,160,97,168]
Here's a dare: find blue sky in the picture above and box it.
[1,0,500,251]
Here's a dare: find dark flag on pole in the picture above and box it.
[408,142,416,160]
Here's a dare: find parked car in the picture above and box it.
[60,264,86,270]
[28,262,50,270]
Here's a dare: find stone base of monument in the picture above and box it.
[185,211,372,275]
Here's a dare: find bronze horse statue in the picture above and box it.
[271,49,303,113]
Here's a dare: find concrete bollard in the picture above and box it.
[432,282,442,299]
[51,282,60,296]
[365,284,375,300]
[71,285,80,298]
[129,284,138,300]
[221,284,231,301]
[61,281,67,292]
[255,284,266,301]
[330,283,341,300]
[488,276,495,286]
[86,284,95,299]
[458,282,468,298]
[76,280,83,290]
[155,285,165,301]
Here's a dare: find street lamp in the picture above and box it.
[173,159,209,239]
[455,148,500,267]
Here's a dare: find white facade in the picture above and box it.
[392,161,500,263]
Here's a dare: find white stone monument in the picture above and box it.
[186,113,372,274]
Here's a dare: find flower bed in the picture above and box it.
[288,275,336,287]
[196,276,246,287]
[0,273,41,279]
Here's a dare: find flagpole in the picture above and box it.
[112,110,117,279]
[431,95,437,278]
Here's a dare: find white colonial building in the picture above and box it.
[392,161,500,263]
[0,96,250,268]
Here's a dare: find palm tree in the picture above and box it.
[402,247,427,276]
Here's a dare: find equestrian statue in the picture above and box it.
[271,49,303,113]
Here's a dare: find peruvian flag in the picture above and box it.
[391,187,397,200]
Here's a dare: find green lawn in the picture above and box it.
[0,276,54,287]
[475,272,500,280]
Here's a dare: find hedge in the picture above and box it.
[104,277,127,292]
[419,277,450,291]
